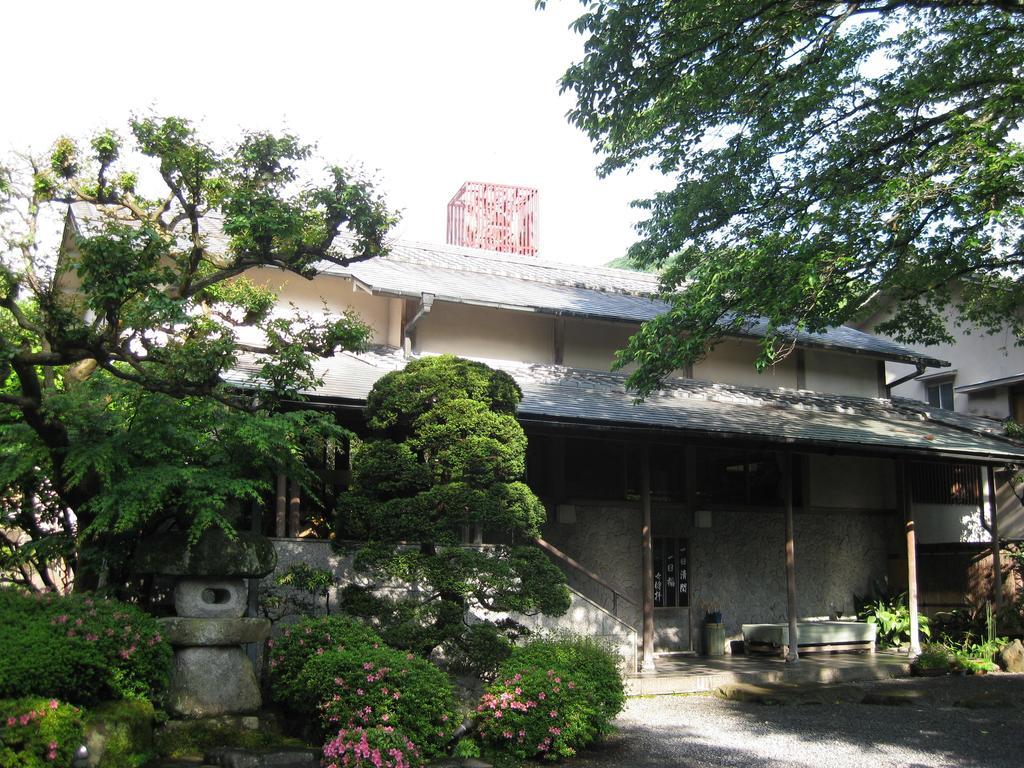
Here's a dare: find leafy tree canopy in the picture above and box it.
[338,355,570,674]
[0,115,397,589]
[548,0,1024,394]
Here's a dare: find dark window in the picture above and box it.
[910,463,981,505]
[696,449,802,507]
[626,444,686,501]
[653,537,689,608]
[564,438,626,499]
[927,381,954,410]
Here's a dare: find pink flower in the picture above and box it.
[48,700,59,710]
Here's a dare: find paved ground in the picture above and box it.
[572,674,1024,768]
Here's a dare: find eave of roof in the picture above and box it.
[956,372,1024,394]
[227,349,1024,464]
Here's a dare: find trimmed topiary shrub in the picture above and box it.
[298,644,459,759]
[0,698,85,768]
[266,615,384,712]
[0,591,171,705]
[338,355,570,660]
[475,635,625,761]
[322,725,421,768]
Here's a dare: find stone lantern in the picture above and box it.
[133,529,277,718]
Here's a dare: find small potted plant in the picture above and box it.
[911,643,951,677]
[700,600,722,625]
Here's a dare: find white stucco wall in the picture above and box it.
[245,268,394,345]
[562,318,637,372]
[804,350,881,398]
[694,339,799,390]
[857,288,1024,418]
[413,302,555,363]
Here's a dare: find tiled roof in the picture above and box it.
[322,239,947,368]
[66,204,947,367]
[228,349,1024,462]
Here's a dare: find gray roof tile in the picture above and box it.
[228,350,1024,462]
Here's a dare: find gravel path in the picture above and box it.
[572,675,1024,768]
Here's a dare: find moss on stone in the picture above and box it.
[84,699,155,768]
[153,719,309,759]
[132,529,277,577]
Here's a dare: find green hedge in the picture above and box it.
[476,635,625,761]
[0,591,171,705]
[266,615,458,760]
[266,616,384,712]
[0,698,84,768]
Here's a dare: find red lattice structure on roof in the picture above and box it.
[446,181,538,257]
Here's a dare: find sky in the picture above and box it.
[1,0,666,267]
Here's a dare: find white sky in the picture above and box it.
[1,0,665,267]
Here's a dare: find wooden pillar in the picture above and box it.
[900,460,922,657]
[288,477,301,538]
[987,465,1004,610]
[783,451,799,663]
[275,474,287,538]
[640,443,656,672]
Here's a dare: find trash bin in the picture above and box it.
[703,622,726,656]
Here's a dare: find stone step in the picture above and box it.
[626,657,910,696]
[203,747,320,768]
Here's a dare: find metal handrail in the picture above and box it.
[536,537,637,618]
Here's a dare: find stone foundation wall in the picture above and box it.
[541,502,892,653]
[267,539,638,668]
[269,501,891,657]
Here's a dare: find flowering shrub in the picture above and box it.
[0,590,171,704]
[475,635,625,761]
[322,726,421,768]
[265,615,384,712]
[298,644,458,759]
[0,697,84,768]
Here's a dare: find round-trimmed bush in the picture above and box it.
[0,697,85,768]
[0,591,171,705]
[475,635,625,761]
[298,644,458,758]
[266,615,384,712]
[322,725,422,768]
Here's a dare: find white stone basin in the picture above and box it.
[742,621,877,653]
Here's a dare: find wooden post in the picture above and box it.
[641,443,656,672]
[275,474,287,538]
[783,451,799,663]
[900,461,922,657]
[987,465,1004,610]
[288,477,301,538]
